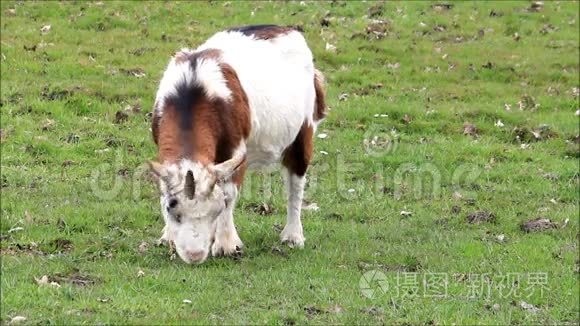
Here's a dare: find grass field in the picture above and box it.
[1,1,579,324]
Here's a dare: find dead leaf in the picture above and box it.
[520,301,540,313]
[327,304,343,314]
[9,316,27,324]
[24,44,37,52]
[463,122,479,137]
[138,241,149,253]
[402,114,412,124]
[137,269,145,277]
[367,2,384,18]
[325,42,337,53]
[521,217,557,232]
[527,1,543,13]
[302,202,320,211]
[41,119,56,131]
[35,275,49,285]
[432,3,453,11]
[366,20,390,39]
[400,210,413,217]
[361,306,384,316]
[114,111,129,124]
[482,62,494,69]
[467,211,496,224]
[247,202,274,215]
[518,94,538,110]
[40,24,51,34]
[120,68,146,78]
[304,305,324,318]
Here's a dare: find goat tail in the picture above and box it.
[313,68,327,122]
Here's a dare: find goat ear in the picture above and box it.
[213,152,246,183]
[184,170,195,200]
[148,161,166,179]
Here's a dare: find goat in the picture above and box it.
[149,25,326,264]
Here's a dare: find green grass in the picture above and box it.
[1,1,579,324]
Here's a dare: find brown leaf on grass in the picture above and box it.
[539,24,558,35]
[432,3,453,11]
[271,246,288,257]
[482,61,494,69]
[41,119,56,131]
[49,238,73,252]
[512,125,557,143]
[361,306,384,316]
[40,24,51,34]
[247,202,274,215]
[463,122,479,137]
[527,1,544,13]
[467,211,496,224]
[402,114,412,124]
[521,217,557,232]
[120,68,146,78]
[24,44,37,52]
[138,241,149,253]
[62,159,75,167]
[519,301,540,313]
[114,111,129,124]
[304,306,324,318]
[366,20,391,39]
[367,2,384,18]
[433,24,446,33]
[518,94,538,110]
[9,316,27,324]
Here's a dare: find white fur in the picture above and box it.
[154,50,232,116]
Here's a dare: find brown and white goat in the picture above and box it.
[150,25,326,264]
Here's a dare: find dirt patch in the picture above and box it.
[50,270,96,287]
[513,125,558,143]
[467,211,496,224]
[40,85,74,101]
[521,218,557,232]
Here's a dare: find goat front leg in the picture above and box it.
[281,170,306,248]
[211,186,243,256]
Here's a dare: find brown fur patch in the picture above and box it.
[231,25,296,40]
[282,122,314,177]
[313,69,327,122]
[153,53,251,171]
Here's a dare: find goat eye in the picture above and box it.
[168,199,178,208]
